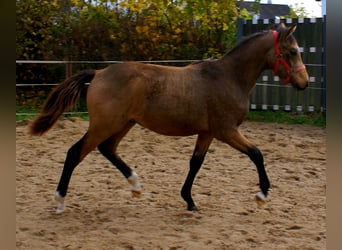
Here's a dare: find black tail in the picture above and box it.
[29,69,96,135]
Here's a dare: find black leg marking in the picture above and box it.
[98,139,132,178]
[181,134,213,211]
[56,133,87,197]
[97,124,135,178]
[181,155,205,211]
[98,132,142,198]
[247,146,270,197]
[220,129,270,201]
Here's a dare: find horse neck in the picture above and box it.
[219,31,274,93]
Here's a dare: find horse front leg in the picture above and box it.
[181,134,213,211]
[247,146,270,206]
[222,129,270,206]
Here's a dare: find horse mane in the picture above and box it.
[223,24,291,57]
[192,24,292,65]
[224,30,270,57]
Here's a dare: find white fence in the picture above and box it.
[16,57,325,117]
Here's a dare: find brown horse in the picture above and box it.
[29,23,308,214]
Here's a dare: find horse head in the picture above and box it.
[271,23,309,90]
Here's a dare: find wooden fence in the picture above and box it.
[238,17,326,113]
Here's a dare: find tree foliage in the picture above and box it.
[16,0,238,85]
[288,3,312,18]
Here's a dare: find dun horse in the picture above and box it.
[30,24,309,214]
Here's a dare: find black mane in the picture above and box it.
[223,24,293,57]
[224,30,270,57]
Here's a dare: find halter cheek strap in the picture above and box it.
[272,30,306,84]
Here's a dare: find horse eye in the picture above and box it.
[290,48,298,56]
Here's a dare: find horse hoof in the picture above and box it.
[56,206,64,214]
[131,190,142,198]
[188,205,199,211]
[55,192,65,214]
[128,172,142,198]
[255,192,266,207]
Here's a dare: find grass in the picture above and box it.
[16,104,326,128]
[247,110,326,128]
[16,105,90,121]
[16,106,39,121]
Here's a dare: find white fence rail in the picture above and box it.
[16,58,325,117]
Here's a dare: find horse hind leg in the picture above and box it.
[97,123,142,198]
[55,131,108,214]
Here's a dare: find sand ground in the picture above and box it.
[16,118,326,249]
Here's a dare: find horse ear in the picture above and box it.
[279,23,286,29]
[284,24,297,40]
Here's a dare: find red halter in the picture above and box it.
[272,30,306,84]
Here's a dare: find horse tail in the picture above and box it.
[29,69,96,136]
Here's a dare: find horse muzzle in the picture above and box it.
[292,67,309,90]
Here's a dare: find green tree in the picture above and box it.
[288,3,311,18]
[250,0,261,16]
[118,0,238,59]
[16,0,58,60]
[16,0,63,86]
[16,0,239,83]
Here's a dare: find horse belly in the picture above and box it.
[137,102,208,136]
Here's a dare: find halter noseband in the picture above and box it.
[272,30,306,84]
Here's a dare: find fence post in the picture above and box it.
[237,18,244,43]
[66,61,72,78]
[321,15,326,113]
